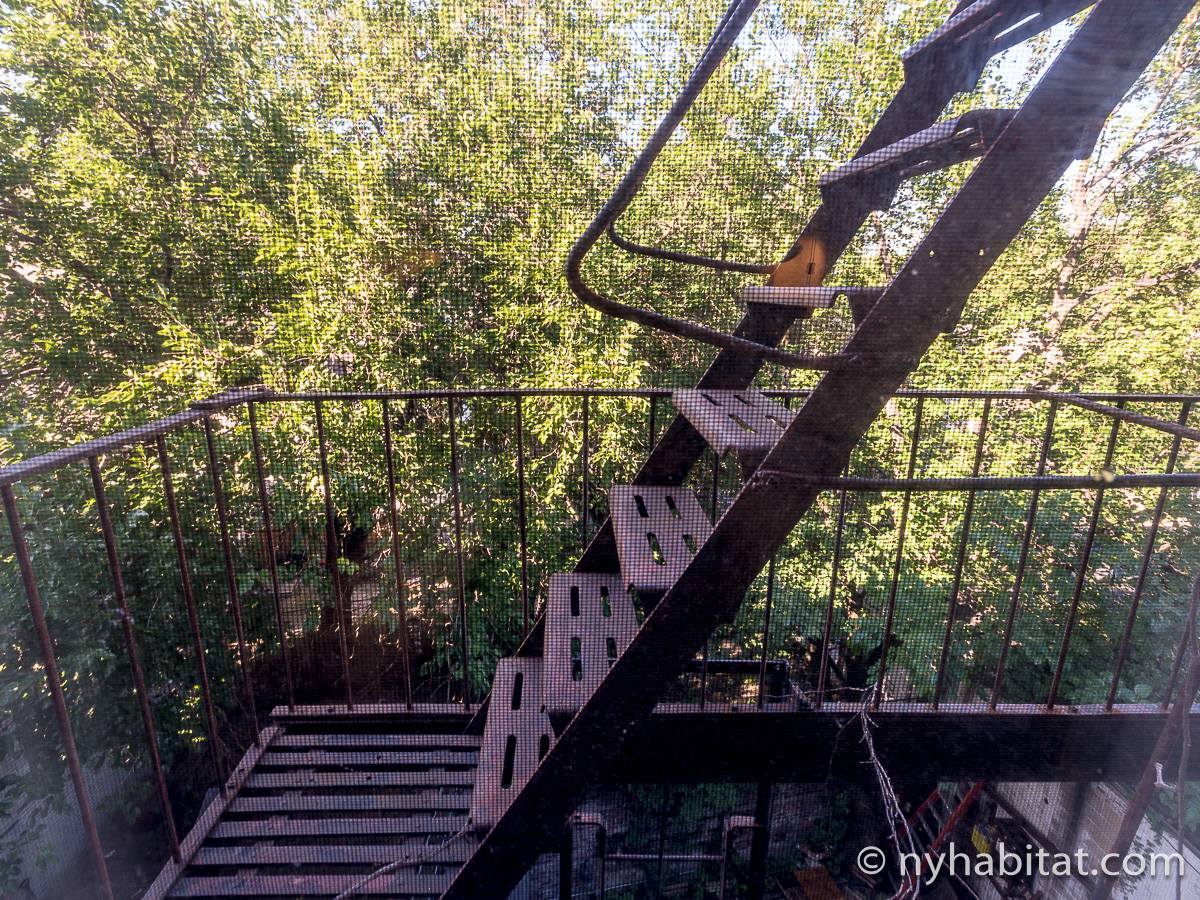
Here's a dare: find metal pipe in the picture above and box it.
[747,783,772,900]
[1047,410,1122,709]
[6,390,1200,490]
[874,395,924,709]
[2,485,116,900]
[516,397,530,638]
[700,451,721,708]
[582,395,590,546]
[815,486,848,707]
[754,471,1200,491]
[562,0,845,370]
[1033,390,1200,445]
[606,222,775,275]
[382,400,415,710]
[1090,578,1200,900]
[203,417,261,742]
[156,435,228,785]
[314,400,355,709]
[88,457,181,861]
[558,826,573,900]
[757,555,777,708]
[248,402,296,711]
[648,396,658,459]
[1108,402,1193,710]
[934,398,991,709]
[448,396,472,710]
[991,401,1058,709]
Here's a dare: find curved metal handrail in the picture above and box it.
[565,0,844,370]
[606,222,775,275]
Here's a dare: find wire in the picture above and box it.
[331,825,474,900]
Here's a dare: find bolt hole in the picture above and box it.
[647,532,666,566]
[500,735,517,789]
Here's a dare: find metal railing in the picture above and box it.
[1,386,1198,895]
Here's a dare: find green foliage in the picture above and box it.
[0,0,1198,891]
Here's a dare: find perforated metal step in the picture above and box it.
[544,572,638,715]
[154,726,481,898]
[742,285,883,326]
[610,485,713,598]
[671,389,796,477]
[819,109,1014,210]
[469,657,555,831]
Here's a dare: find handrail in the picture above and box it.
[564,0,845,370]
[4,387,1198,488]
[606,222,775,275]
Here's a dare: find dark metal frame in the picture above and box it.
[444,1,1200,894]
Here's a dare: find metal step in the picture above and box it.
[671,390,796,478]
[544,572,638,715]
[903,0,1095,93]
[157,725,480,898]
[610,485,713,598]
[819,109,1015,210]
[742,285,884,325]
[469,657,556,831]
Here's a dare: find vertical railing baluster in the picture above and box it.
[648,395,658,460]
[700,451,721,708]
[874,396,924,710]
[315,400,355,709]
[1108,402,1193,710]
[156,435,227,784]
[815,486,848,708]
[759,394,790,708]
[991,400,1058,709]
[756,555,777,708]
[581,395,590,546]
[88,457,181,861]
[382,400,415,710]
[934,398,992,709]
[516,396,531,638]
[1047,409,1122,709]
[2,485,116,900]
[248,402,296,711]
[448,395,472,710]
[203,418,260,742]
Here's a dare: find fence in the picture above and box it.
[1,387,1198,896]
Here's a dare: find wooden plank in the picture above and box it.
[143,725,281,900]
[259,749,477,768]
[245,769,475,789]
[229,793,468,814]
[170,873,455,897]
[192,839,477,867]
[211,815,466,839]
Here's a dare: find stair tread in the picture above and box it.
[741,285,883,309]
[672,389,796,459]
[469,657,555,831]
[610,484,713,595]
[171,873,457,897]
[544,572,638,714]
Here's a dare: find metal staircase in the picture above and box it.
[439,2,1197,897]
[137,2,1195,897]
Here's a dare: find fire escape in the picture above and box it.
[2,1,1198,898]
